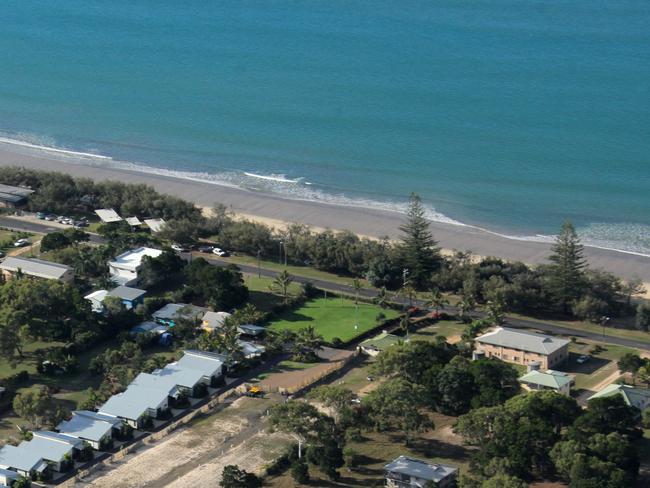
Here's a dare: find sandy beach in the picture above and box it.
[0,141,649,283]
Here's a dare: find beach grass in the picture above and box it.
[268,297,398,343]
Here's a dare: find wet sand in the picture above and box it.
[0,141,649,282]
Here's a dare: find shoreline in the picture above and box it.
[0,142,649,283]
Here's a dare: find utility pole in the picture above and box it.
[257,249,261,278]
[601,316,610,341]
[278,240,283,265]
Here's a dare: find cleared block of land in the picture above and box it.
[268,297,398,342]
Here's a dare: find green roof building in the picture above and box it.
[359,331,401,356]
[588,384,650,411]
[519,370,573,396]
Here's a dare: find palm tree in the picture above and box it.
[270,270,294,304]
[351,279,362,305]
[399,314,412,338]
[487,297,505,326]
[458,293,476,323]
[373,286,390,309]
[423,287,448,314]
[292,326,324,362]
[398,282,417,308]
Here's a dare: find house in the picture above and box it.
[85,286,146,313]
[94,208,122,223]
[0,257,73,283]
[588,384,650,411]
[237,324,266,338]
[131,321,168,335]
[152,303,207,327]
[84,289,109,313]
[0,184,33,208]
[21,431,84,472]
[0,445,49,479]
[384,456,458,488]
[177,350,226,386]
[144,218,166,233]
[238,340,265,360]
[99,382,171,429]
[359,331,401,356]
[202,311,231,331]
[518,370,573,396]
[0,467,19,487]
[57,411,119,450]
[474,327,570,369]
[107,286,146,310]
[107,247,163,286]
[125,216,143,227]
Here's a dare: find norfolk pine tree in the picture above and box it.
[547,221,587,313]
[399,193,441,289]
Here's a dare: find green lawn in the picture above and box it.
[244,274,304,312]
[268,297,399,343]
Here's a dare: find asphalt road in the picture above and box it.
[4,215,649,352]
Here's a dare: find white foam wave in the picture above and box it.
[1,132,649,257]
[0,135,112,161]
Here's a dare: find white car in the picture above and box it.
[14,238,29,247]
[171,243,189,253]
[576,355,590,364]
[212,247,228,257]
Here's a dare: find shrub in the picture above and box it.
[291,460,309,484]
[343,447,362,469]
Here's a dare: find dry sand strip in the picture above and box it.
[78,397,291,488]
[1,143,649,282]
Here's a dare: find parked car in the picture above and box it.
[171,243,190,253]
[197,245,214,253]
[212,247,230,257]
[44,214,57,221]
[36,212,46,219]
[14,238,29,247]
[577,355,590,364]
[0,251,5,258]
[74,220,89,227]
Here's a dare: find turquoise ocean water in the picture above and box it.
[0,1,649,254]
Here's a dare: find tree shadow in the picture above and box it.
[277,310,315,323]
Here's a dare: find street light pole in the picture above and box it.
[601,316,610,341]
[257,249,261,278]
[278,241,283,265]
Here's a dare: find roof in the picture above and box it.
[109,247,163,272]
[153,303,206,322]
[125,216,143,226]
[94,208,123,223]
[360,331,401,351]
[107,285,146,301]
[99,383,170,421]
[0,184,34,197]
[177,350,225,377]
[0,445,47,473]
[22,432,80,463]
[519,370,572,389]
[85,289,108,302]
[238,324,266,336]
[202,311,231,330]
[151,364,205,389]
[0,468,18,482]
[74,410,124,427]
[239,340,265,358]
[130,372,182,396]
[588,384,650,407]
[131,321,168,335]
[475,327,570,355]
[384,456,458,483]
[0,192,27,204]
[0,257,72,280]
[57,413,115,443]
[144,218,166,233]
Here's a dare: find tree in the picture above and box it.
[371,340,454,384]
[308,385,356,422]
[482,474,527,488]
[434,356,477,415]
[220,465,262,488]
[290,459,309,484]
[617,353,644,376]
[364,378,432,445]
[230,304,265,326]
[546,221,587,313]
[423,287,448,314]
[399,193,440,289]
[269,401,336,450]
[185,259,248,310]
[13,388,55,427]
[269,270,293,304]
[636,303,650,331]
[486,296,505,326]
[139,249,184,288]
[351,278,362,305]
[373,286,390,309]
[40,232,71,252]
[159,219,200,246]
[622,277,646,307]
[291,326,324,362]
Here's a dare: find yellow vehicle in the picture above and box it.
[246,385,264,397]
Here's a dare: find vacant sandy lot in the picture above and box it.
[79,396,291,488]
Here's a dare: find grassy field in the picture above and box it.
[222,254,370,288]
[268,297,399,343]
[244,274,304,312]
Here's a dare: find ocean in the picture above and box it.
[1,1,649,255]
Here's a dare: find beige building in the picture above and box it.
[474,327,569,369]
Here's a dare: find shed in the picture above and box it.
[94,208,123,223]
